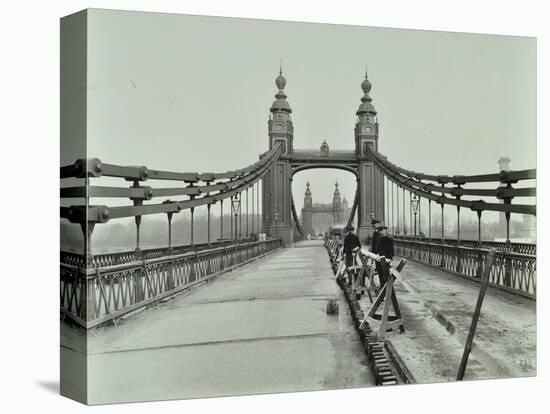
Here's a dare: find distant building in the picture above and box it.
[301,182,352,236]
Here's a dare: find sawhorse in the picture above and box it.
[360,257,407,341]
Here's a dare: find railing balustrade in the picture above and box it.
[61,239,282,329]
[61,239,251,268]
[393,239,536,298]
[393,235,536,256]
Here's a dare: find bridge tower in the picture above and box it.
[301,181,313,236]
[262,67,294,244]
[333,182,343,223]
[354,69,384,241]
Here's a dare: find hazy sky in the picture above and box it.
[86,9,536,218]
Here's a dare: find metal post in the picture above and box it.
[80,221,95,320]
[385,177,388,225]
[441,203,445,240]
[409,191,413,238]
[167,212,173,249]
[428,200,432,241]
[135,215,142,253]
[252,184,255,236]
[239,192,242,240]
[440,183,445,241]
[391,181,395,234]
[230,206,233,241]
[418,196,422,237]
[403,188,406,235]
[132,180,143,255]
[457,206,461,243]
[477,210,482,244]
[397,185,400,235]
[246,188,249,239]
[190,207,195,245]
[505,211,511,244]
[81,221,95,266]
[220,199,224,241]
[207,203,211,244]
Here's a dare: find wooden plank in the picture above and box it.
[456,249,497,380]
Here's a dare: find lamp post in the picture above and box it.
[231,194,241,242]
[411,194,420,238]
[274,212,279,240]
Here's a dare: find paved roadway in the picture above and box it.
[363,255,536,383]
[70,240,374,404]
[60,240,536,403]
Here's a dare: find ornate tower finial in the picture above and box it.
[271,66,291,113]
[357,65,376,116]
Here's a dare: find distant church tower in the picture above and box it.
[333,182,343,223]
[302,182,313,235]
[304,181,313,208]
[262,66,294,244]
[355,68,384,240]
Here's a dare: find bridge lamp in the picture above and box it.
[231,194,241,215]
[411,195,420,237]
[231,195,241,241]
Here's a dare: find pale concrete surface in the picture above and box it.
[63,240,374,404]
[363,256,536,384]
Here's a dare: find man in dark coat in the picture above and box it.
[343,225,361,268]
[375,223,394,286]
[371,219,381,254]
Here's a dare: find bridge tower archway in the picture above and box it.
[261,68,386,244]
[299,179,354,237]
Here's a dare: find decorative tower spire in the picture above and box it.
[353,65,383,238]
[267,65,294,155]
[304,181,312,208]
[356,68,377,116]
[333,181,342,207]
[271,65,291,113]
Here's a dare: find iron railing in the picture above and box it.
[61,239,282,329]
[61,239,246,268]
[393,235,536,256]
[394,239,536,298]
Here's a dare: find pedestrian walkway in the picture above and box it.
[363,256,536,383]
[65,240,375,404]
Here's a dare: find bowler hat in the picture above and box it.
[377,222,388,230]
[345,224,355,231]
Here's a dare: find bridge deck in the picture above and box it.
[77,240,374,404]
[376,256,536,383]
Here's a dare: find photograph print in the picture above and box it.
[60,9,536,405]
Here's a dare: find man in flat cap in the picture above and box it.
[375,223,394,286]
[343,224,361,268]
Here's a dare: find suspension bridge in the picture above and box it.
[60,69,536,403]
